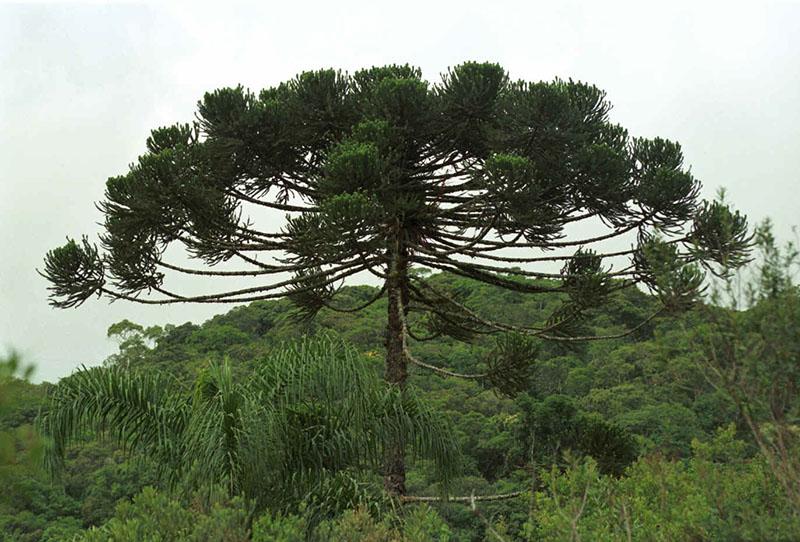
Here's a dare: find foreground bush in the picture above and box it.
[528,426,800,541]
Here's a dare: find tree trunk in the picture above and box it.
[383,242,408,496]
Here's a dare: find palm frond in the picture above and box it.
[38,334,460,512]
[38,365,188,485]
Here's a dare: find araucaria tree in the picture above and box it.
[42,63,751,497]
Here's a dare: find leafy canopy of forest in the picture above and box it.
[3,223,800,541]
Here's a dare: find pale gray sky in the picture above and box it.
[1,0,798,382]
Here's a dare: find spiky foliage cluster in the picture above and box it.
[38,336,458,512]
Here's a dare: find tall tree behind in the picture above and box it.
[41,62,751,496]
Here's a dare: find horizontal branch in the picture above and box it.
[157,260,306,277]
[407,355,487,379]
[415,259,561,294]
[538,306,664,342]
[229,188,317,213]
[401,490,526,503]
[100,261,371,305]
[150,259,371,302]
[322,284,387,313]
[409,281,573,336]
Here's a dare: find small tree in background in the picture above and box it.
[41,62,751,496]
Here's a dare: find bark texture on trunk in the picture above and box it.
[383,243,408,496]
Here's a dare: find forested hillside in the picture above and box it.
[4,234,800,541]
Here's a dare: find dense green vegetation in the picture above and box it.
[5,226,800,540]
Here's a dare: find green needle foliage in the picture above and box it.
[39,336,459,515]
[41,62,752,494]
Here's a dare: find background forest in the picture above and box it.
[3,222,800,541]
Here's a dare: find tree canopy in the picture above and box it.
[42,63,749,319]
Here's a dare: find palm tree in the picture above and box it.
[38,335,458,514]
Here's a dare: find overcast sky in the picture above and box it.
[1,0,798,382]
